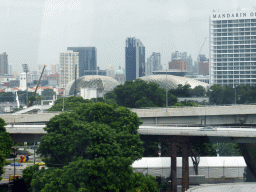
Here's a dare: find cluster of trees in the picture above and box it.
[208,84,256,105]
[49,80,208,112]
[22,103,159,191]
[105,79,177,108]
[105,80,207,108]
[0,118,13,180]
[0,92,15,103]
[142,140,241,158]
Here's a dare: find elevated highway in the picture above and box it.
[2,105,256,143]
[3,105,256,191]
[1,105,256,126]
[5,123,256,143]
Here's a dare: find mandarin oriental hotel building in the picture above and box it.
[210,10,256,86]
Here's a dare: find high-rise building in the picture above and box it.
[0,52,8,75]
[106,65,116,78]
[146,52,161,76]
[171,51,193,73]
[169,60,187,71]
[8,65,12,76]
[197,55,209,75]
[51,64,59,74]
[125,37,145,81]
[59,50,79,88]
[67,47,97,77]
[210,9,256,86]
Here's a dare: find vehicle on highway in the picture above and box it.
[197,126,217,131]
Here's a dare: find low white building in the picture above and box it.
[132,157,246,179]
[81,88,99,100]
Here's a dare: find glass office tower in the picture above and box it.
[67,47,97,77]
[210,10,256,86]
[125,37,145,81]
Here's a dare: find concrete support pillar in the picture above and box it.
[182,143,189,192]
[171,142,177,192]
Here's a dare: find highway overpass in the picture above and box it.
[2,105,256,142]
[2,105,256,126]
[5,123,256,143]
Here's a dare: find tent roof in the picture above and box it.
[132,157,246,168]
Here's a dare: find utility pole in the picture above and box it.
[22,64,29,108]
[74,64,77,97]
[61,68,65,112]
[34,142,36,164]
[164,64,168,112]
[233,85,237,104]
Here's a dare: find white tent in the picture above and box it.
[132,157,246,178]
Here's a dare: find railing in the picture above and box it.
[5,123,256,137]
[131,103,256,111]
[138,127,256,137]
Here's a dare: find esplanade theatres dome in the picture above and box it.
[139,75,209,90]
[65,75,120,96]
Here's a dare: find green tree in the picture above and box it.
[48,96,93,111]
[169,84,192,97]
[128,173,158,192]
[192,85,206,97]
[32,103,158,191]
[209,84,237,105]
[0,118,13,180]
[41,88,55,100]
[35,95,45,105]
[22,164,39,191]
[113,79,172,108]
[28,95,36,105]
[38,103,144,167]
[135,97,157,108]
[31,158,158,192]
[17,91,35,105]
[0,92,15,102]
[105,91,117,100]
[212,143,241,156]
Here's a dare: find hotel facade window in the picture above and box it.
[210,10,256,86]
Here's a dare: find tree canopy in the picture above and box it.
[39,103,143,167]
[41,88,55,100]
[207,84,256,105]
[106,79,177,108]
[29,103,158,191]
[0,118,13,180]
[48,96,93,111]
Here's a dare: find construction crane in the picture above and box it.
[28,65,46,107]
[197,37,207,62]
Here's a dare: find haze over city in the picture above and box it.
[0,0,255,73]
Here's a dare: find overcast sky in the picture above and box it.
[1,0,256,73]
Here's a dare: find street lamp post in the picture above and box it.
[74,64,77,97]
[22,64,29,107]
[235,88,236,105]
[164,64,168,112]
[12,147,18,179]
[60,68,65,112]
[103,83,106,103]
[233,85,237,104]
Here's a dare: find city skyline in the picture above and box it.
[2,0,256,74]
